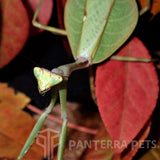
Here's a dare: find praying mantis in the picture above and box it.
[18,0,153,159]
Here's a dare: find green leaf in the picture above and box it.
[64,0,138,64]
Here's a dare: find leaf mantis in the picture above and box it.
[18,0,154,159]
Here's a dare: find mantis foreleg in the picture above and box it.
[32,0,67,36]
[17,86,59,160]
[57,80,68,160]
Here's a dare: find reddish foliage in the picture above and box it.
[138,0,160,16]
[56,0,67,30]
[56,0,72,56]
[0,0,29,69]
[121,120,151,160]
[82,121,151,160]
[82,124,113,160]
[95,37,159,154]
[151,0,160,15]
[0,83,59,159]
[22,0,53,36]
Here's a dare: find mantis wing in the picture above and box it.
[64,0,138,64]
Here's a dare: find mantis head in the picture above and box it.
[33,67,63,94]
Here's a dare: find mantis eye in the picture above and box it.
[33,67,63,94]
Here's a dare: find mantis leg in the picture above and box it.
[110,55,158,63]
[88,66,97,104]
[57,80,68,160]
[139,0,151,16]
[32,0,67,36]
[17,86,59,160]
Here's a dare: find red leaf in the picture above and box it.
[23,0,53,36]
[56,0,66,30]
[95,37,159,154]
[0,0,29,69]
[56,0,72,56]
[121,120,151,160]
[82,124,114,160]
[82,121,151,160]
